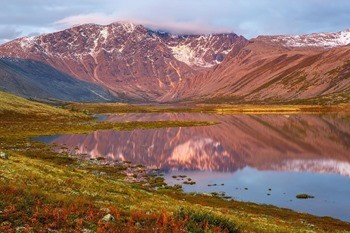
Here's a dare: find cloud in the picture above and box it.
[55,13,233,35]
[55,13,116,27]
[0,0,350,42]
[0,26,22,44]
[53,0,350,38]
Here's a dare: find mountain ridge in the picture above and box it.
[0,22,349,103]
[164,33,350,103]
[0,22,246,101]
[257,29,350,48]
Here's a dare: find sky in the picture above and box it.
[1,0,350,44]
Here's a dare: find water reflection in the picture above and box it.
[46,113,350,175]
[37,113,350,221]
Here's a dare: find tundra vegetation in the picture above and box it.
[1,91,350,232]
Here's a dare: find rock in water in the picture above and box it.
[296,194,315,199]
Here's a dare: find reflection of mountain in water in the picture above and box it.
[270,159,350,177]
[49,114,350,176]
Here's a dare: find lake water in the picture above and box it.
[37,113,350,221]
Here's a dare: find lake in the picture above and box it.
[36,113,350,221]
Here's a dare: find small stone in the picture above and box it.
[135,222,141,228]
[0,152,9,159]
[102,214,115,222]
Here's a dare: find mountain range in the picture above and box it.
[0,22,349,103]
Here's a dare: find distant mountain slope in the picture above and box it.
[0,58,116,102]
[0,22,247,101]
[164,39,350,103]
[258,29,350,48]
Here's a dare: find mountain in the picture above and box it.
[0,58,116,102]
[258,29,350,48]
[1,23,349,104]
[0,22,247,101]
[164,32,350,103]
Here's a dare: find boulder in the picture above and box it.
[102,214,115,222]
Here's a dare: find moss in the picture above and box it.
[176,208,239,233]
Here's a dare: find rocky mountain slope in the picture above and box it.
[0,58,116,102]
[0,22,246,101]
[258,29,350,48]
[165,34,350,103]
[0,23,349,103]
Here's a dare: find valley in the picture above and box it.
[1,20,350,232]
[1,92,350,232]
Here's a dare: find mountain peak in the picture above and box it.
[0,22,247,101]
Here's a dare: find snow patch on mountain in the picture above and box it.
[19,36,36,49]
[100,27,109,41]
[120,22,136,33]
[271,29,350,48]
[170,44,213,68]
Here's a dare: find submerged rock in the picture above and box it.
[296,194,315,199]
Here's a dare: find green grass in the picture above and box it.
[65,102,350,115]
[1,92,350,232]
[287,91,350,105]
[0,91,83,118]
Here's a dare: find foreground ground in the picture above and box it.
[1,92,350,232]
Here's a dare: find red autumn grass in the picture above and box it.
[0,185,237,232]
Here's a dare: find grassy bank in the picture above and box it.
[1,92,350,232]
[65,102,350,115]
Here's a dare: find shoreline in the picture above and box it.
[1,93,350,232]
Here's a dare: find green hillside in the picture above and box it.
[0,91,78,118]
